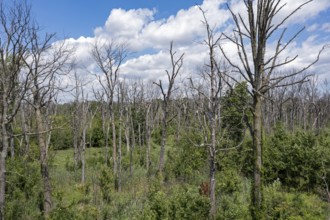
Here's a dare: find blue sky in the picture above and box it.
[31,0,204,38]
[25,0,330,95]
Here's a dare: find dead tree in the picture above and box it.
[220,0,325,218]
[117,81,126,192]
[94,90,110,164]
[154,42,184,175]
[0,1,31,218]
[189,7,224,218]
[24,28,72,216]
[91,39,127,184]
[144,82,158,173]
[72,71,94,184]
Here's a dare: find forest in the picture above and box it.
[0,0,330,219]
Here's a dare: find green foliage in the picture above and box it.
[142,183,210,220]
[264,125,325,191]
[99,165,114,203]
[264,179,328,219]
[216,170,251,220]
[88,117,104,148]
[151,127,162,146]
[51,115,73,150]
[222,82,250,143]
[5,157,42,219]
[49,205,76,220]
[164,133,208,183]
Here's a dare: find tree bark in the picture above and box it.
[145,104,152,173]
[209,118,217,217]
[158,103,168,174]
[111,109,117,177]
[35,106,52,215]
[118,109,122,192]
[251,94,263,219]
[81,124,86,184]
[0,112,9,220]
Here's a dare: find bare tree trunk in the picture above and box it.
[209,117,217,217]
[0,112,9,220]
[0,2,32,217]
[81,124,86,184]
[111,109,117,177]
[9,125,15,158]
[251,95,263,218]
[118,108,122,192]
[154,42,184,175]
[125,110,130,154]
[20,104,31,154]
[158,104,168,173]
[129,106,135,178]
[73,106,79,171]
[100,103,110,165]
[35,106,52,215]
[145,104,152,173]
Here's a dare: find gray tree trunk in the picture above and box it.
[35,106,52,215]
[0,112,9,220]
[251,94,263,219]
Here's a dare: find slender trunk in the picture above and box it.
[125,110,130,153]
[9,131,14,158]
[0,152,6,220]
[118,110,122,192]
[124,121,130,154]
[251,94,263,219]
[0,112,9,220]
[158,103,167,174]
[105,123,110,165]
[209,120,216,218]
[138,123,142,147]
[129,109,135,177]
[73,116,79,171]
[146,105,151,173]
[102,105,109,164]
[209,159,216,218]
[111,109,117,175]
[209,42,218,218]
[35,106,52,215]
[20,107,30,154]
[81,125,86,184]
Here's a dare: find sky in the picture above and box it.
[31,0,203,38]
[27,0,330,99]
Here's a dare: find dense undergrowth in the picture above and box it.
[5,125,330,219]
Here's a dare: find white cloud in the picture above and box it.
[321,23,330,32]
[307,23,319,32]
[276,0,330,25]
[92,0,231,51]
[61,0,330,99]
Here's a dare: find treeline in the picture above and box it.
[1,0,330,219]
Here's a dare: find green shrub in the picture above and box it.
[264,179,328,219]
[6,157,42,219]
[99,165,114,203]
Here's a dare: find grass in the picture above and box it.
[50,147,104,206]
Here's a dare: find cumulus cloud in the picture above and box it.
[63,0,330,97]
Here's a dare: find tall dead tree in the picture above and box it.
[189,8,224,218]
[144,82,158,173]
[72,71,94,184]
[91,39,127,188]
[154,42,184,175]
[221,0,325,218]
[0,1,31,219]
[24,28,72,216]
